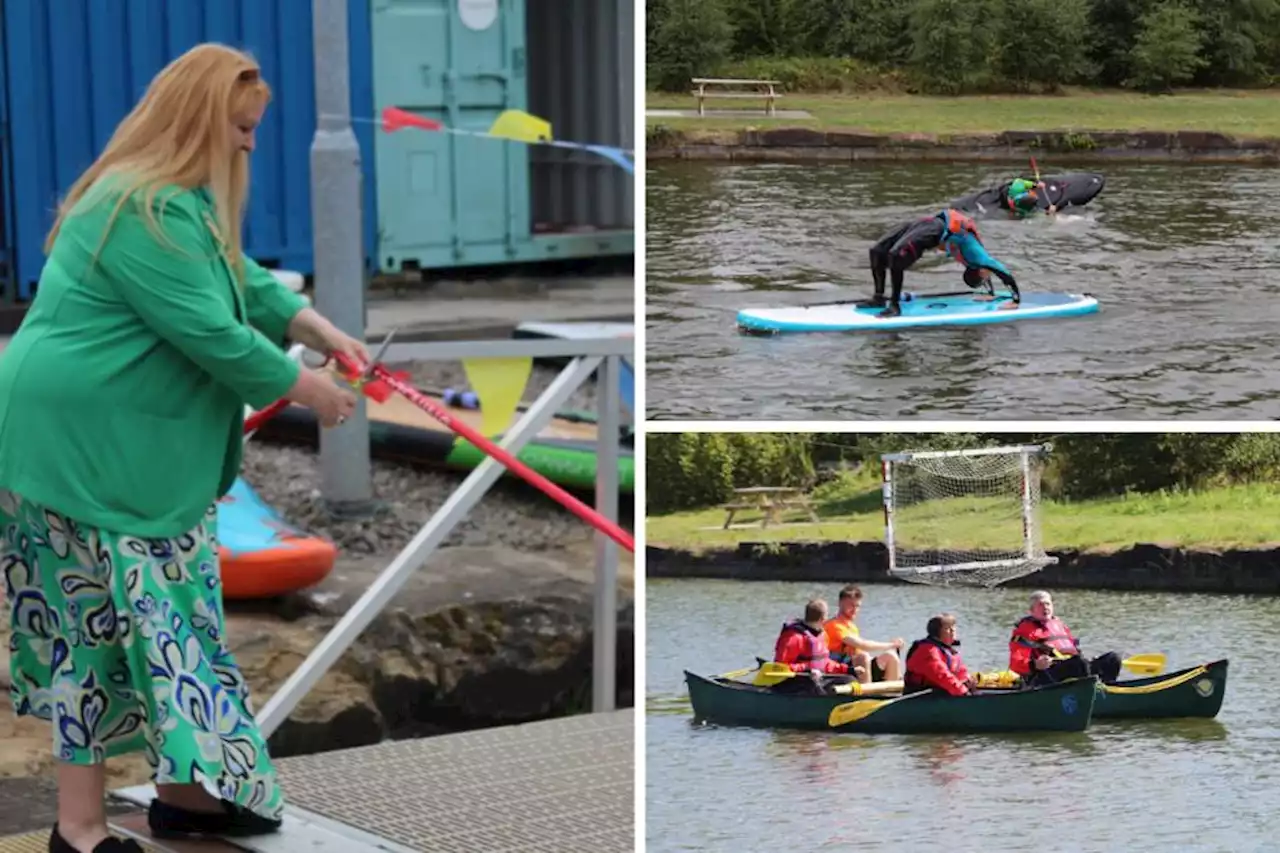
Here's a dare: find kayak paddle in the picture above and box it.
[1030,156,1056,215]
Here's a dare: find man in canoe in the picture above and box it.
[867,208,1020,318]
[823,584,904,683]
[1009,590,1124,686]
[772,598,861,694]
[903,613,977,697]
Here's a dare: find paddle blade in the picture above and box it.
[1122,653,1167,675]
[828,699,884,727]
[382,107,443,133]
[715,667,756,681]
[753,662,798,687]
[489,109,552,142]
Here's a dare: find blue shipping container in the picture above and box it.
[0,0,378,299]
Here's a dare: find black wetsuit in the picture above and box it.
[868,211,1020,316]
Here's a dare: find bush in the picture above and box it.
[713,56,903,93]
[1127,2,1208,91]
[990,0,1097,93]
[909,0,997,94]
[647,0,734,92]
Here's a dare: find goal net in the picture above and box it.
[881,444,1056,588]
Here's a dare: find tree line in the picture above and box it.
[646,433,1280,515]
[647,0,1280,94]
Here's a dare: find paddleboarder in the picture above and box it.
[867,208,1021,317]
[1008,591,1124,686]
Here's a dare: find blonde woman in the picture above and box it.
[0,44,366,853]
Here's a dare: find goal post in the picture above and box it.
[881,444,1057,587]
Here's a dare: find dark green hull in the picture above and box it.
[1093,659,1228,720]
[684,671,1098,734]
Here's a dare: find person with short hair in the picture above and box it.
[904,613,977,697]
[1009,591,1123,686]
[822,584,903,683]
[772,598,859,694]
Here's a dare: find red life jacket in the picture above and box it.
[1008,615,1079,675]
[776,620,832,671]
[904,637,963,692]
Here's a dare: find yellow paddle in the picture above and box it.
[828,691,925,727]
[1119,652,1166,675]
[977,652,1167,688]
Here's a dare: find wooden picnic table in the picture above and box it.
[690,77,783,117]
[722,486,819,529]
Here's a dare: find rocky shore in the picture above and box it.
[647,541,1280,594]
[646,126,1280,164]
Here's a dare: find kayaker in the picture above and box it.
[867,208,1020,317]
[1008,590,1124,685]
[772,598,861,694]
[822,584,904,683]
[1002,177,1058,218]
[903,613,977,697]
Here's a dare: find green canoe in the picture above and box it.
[684,670,1098,734]
[1090,658,1228,720]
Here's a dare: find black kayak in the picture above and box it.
[948,172,1105,216]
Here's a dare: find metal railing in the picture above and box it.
[253,336,634,735]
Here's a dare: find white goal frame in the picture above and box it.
[880,444,1057,582]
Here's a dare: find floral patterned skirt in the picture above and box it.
[0,488,283,820]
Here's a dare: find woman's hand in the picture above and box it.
[286,368,358,428]
[288,308,370,366]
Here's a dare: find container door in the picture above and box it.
[371,0,529,271]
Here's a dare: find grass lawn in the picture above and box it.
[646,477,1280,554]
[645,88,1280,136]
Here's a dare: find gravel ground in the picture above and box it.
[240,443,614,558]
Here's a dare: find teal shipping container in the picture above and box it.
[372,0,634,272]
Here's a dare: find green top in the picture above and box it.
[1008,178,1040,215]
[0,179,308,537]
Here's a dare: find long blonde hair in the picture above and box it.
[45,43,271,281]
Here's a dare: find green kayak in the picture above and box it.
[1091,658,1228,720]
[684,670,1098,734]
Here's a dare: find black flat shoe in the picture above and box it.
[48,824,144,853]
[147,797,282,839]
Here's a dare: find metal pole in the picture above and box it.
[257,356,604,737]
[592,356,621,713]
[311,0,372,512]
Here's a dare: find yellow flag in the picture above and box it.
[460,356,533,438]
[489,109,552,143]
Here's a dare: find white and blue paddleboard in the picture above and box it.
[736,292,1099,335]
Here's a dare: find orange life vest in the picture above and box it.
[939,210,980,264]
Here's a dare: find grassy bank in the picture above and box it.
[646,474,1280,554]
[646,88,1280,136]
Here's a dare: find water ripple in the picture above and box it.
[646,580,1280,853]
[646,161,1280,420]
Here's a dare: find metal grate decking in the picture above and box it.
[114,709,634,853]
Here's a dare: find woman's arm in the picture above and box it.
[242,256,309,346]
[100,195,299,409]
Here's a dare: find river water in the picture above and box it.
[645,579,1279,853]
[645,161,1280,420]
